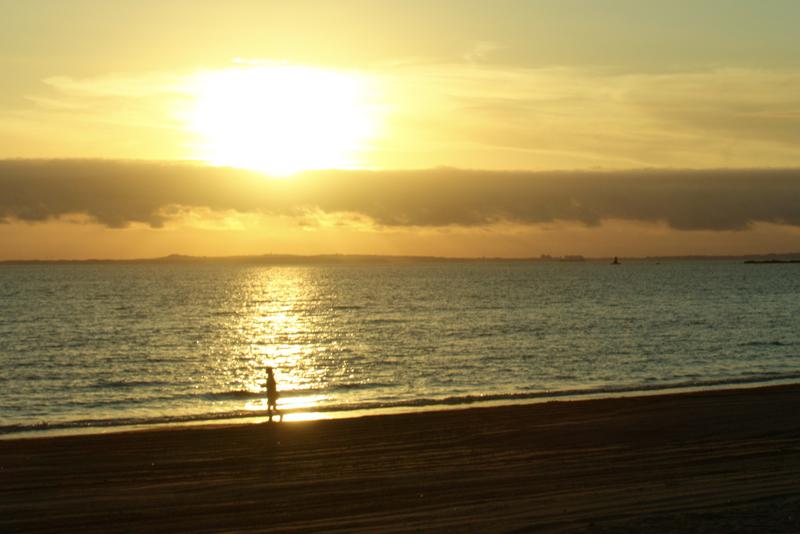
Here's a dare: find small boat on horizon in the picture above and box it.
[611,256,620,265]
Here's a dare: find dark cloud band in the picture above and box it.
[1,159,800,231]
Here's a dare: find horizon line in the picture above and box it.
[3,251,800,265]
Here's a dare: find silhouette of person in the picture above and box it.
[265,366,282,422]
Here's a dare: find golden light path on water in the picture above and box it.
[236,267,334,421]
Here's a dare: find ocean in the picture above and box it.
[1,260,799,436]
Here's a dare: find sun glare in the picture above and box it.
[188,65,378,176]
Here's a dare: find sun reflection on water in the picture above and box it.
[235,268,328,416]
[244,395,329,413]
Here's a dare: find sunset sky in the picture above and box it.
[2,0,800,259]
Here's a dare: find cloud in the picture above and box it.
[11,64,800,171]
[378,64,800,169]
[2,160,800,232]
[42,73,187,98]
[463,41,503,63]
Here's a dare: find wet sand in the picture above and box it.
[3,385,800,532]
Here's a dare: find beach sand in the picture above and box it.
[3,385,800,532]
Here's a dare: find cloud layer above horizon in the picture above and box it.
[2,160,800,232]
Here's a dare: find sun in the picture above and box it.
[187,64,378,176]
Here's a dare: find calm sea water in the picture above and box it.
[1,260,799,435]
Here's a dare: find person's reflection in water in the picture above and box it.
[265,366,283,422]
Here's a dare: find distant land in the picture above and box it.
[2,252,800,265]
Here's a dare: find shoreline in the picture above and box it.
[4,384,800,531]
[6,376,800,440]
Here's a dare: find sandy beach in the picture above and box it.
[3,385,800,532]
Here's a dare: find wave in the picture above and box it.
[4,372,800,437]
[739,340,789,347]
[86,379,172,389]
[204,382,394,400]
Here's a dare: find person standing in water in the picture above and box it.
[265,366,282,422]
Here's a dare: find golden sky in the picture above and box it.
[2,0,800,259]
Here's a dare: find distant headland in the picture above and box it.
[3,252,800,265]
